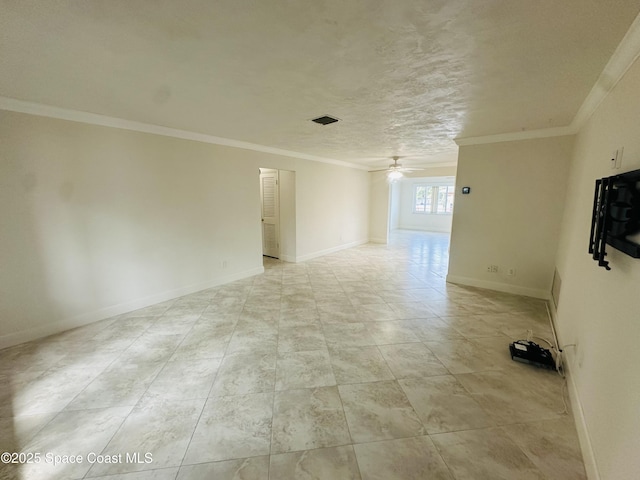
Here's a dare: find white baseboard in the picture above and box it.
[445,274,551,299]
[295,239,368,262]
[547,303,600,480]
[564,366,600,480]
[368,237,388,244]
[0,266,264,350]
[279,254,296,263]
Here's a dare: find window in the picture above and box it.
[413,184,455,214]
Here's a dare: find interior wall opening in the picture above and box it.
[388,174,456,277]
[388,175,456,235]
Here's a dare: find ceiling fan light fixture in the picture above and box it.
[387,170,403,182]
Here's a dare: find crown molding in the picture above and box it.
[455,10,640,148]
[409,161,458,169]
[455,125,575,146]
[0,96,369,171]
[571,10,640,131]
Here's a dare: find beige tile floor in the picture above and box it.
[0,231,587,480]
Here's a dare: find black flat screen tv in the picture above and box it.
[589,168,640,270]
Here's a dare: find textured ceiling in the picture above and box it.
[1,1,639,169]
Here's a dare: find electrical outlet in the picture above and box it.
[489,265,499,273]
[221,260,228,269]
[507,267,516,277]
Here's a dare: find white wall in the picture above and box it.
[294,160,369,261]
[553,55,640,480]
[395,176,455,233]
[389,182,401,231]
[448,136,574,298]
[0,110,369,347]
[278,169,296,262]
[369,171,390,243]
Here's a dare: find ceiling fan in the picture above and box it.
[368,156,421,181]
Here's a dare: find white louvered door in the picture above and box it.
[260,169,280,258]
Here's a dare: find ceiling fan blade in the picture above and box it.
[369,156,426,173]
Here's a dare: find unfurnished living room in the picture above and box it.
[1,2,640,480]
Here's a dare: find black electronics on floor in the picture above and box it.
[509,340,556,370]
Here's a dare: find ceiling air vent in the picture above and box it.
[311,115,339,125]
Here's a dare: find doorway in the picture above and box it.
[259,168,296,261]
[259,168,280,259]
